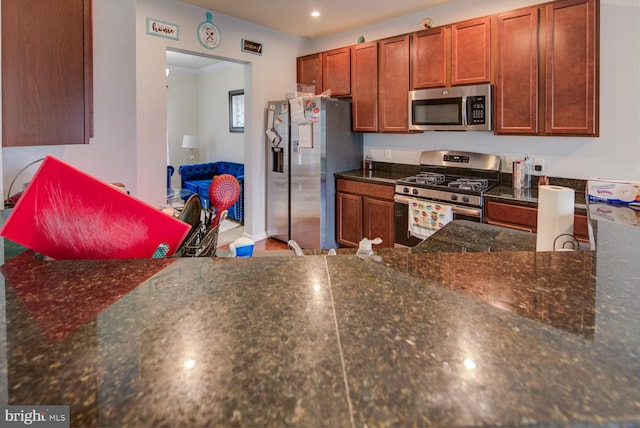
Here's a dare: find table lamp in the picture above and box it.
[182,135,199,163]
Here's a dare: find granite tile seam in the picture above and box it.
[323,255,357,428]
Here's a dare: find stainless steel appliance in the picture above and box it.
[408,84,493,131]
[394,150,501,247]
[266,97,362,249]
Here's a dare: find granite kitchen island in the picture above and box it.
[0,214,639,427]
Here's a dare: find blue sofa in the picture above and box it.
[178,161,244,223]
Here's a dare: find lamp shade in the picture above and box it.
[181,135,199,149]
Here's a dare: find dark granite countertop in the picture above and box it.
[335,162,419,186]
[1,211,639,426]
[486,184,588,211]
[335,166,589,211]
[413,220,538,253]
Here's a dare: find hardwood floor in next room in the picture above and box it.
[215,220,289,253]
[218,238,289,253]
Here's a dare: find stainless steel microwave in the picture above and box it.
[408,84,493,131]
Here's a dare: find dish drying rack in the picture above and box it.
[177,209,227,258]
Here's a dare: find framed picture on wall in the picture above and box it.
[229,90,244,133]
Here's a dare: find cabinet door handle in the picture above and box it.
[462,96,468,126]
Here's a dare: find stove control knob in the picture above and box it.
[412,189,419,195]
[403,187,410,194]
[450,194,458,201]
[462,195,470,203]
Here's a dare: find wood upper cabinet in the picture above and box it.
[378,35,410,132]
[495,7,540,134]
[494,0,598,136]
[298,48,351,97]
[411,27,447,89]
[298,0,598,136]
[2,0,93,146]
[451,17,492,86]
[337,179,394,248]
[544,0,598,136]
[322,47,351,97]
[351,42,379,132]
[296,53,323,95]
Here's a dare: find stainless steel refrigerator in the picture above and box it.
[266,97,362,249]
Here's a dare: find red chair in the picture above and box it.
[208,174,241,227]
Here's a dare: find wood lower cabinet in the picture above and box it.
[337,179,394,248]
[336,192,363,248]
[351,42,378,132]
[363,197,395,246]
[378,35,410,132]
[2,0,93,146]
[485,200,538,232]
[484,199,590,242]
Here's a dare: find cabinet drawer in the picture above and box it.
[337,179,394,200]
[485,201,537,229]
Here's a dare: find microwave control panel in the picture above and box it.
[467,96,486,125]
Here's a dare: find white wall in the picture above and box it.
[198,62,244,163]
[134,0,309,237]
[167,68,199,187]
[166,61,244,188]
[309,0,640,181]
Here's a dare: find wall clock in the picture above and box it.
[197,12,221,49]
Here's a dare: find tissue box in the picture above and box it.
[587,178,640,205]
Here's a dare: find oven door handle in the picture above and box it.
[462,95,468,126]
[394,195,412,205]
[451,205,481,218]
[394,195,481,218]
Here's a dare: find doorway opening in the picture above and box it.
[165,49,247,241]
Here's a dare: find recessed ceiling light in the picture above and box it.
[311,11,320,17]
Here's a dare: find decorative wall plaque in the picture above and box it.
[197,12,221,49]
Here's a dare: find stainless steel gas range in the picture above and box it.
[394,150,501,247]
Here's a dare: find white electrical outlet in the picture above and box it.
[504,156,515,172]
[533,156,545,173]
[384,149,392,160]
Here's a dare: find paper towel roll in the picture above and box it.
[536,185,575,251]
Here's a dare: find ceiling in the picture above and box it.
[178,0,453,39]
[166,50,222,70]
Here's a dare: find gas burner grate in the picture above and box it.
[447,178,490,192]
[403,172,446,185]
